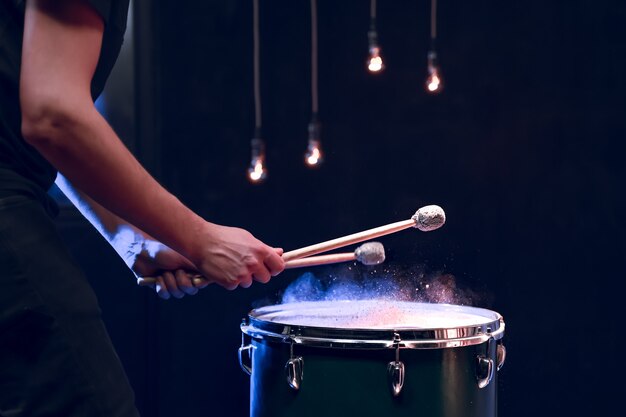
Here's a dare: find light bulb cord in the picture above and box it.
[370,0,377,30]
[430,0,438,50]
[368,0,378,46]
[253,0,261,130]
[310,0,319,115]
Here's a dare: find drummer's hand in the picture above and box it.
[190,224,285,290]
[138,269,210,300]
[132,241,209,299]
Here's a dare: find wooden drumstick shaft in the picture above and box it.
[282,219,416,262]
[138,206,444,289]
[284,252,356,268]
[137,274,206,287]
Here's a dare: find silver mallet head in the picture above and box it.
[412,205,446,232]
[354,242,386,265]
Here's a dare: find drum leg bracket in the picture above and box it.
[239,320,254,376]
[285,340,304,391]
[475,336,495,389]
[387,332,405,397]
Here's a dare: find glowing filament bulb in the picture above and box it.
[248,157,266,182]
[426,69,442,92]
[425,51,443,94]
[247,138,267,183]
[305,121,323,167]
[367,46,384,73]
[305,141,322,166]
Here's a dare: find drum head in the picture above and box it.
[243,300,504,349]
[251,300,499,330]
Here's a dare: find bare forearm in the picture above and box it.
[18,0,285,290]
[55,173,151,265]
[25,103,208,263]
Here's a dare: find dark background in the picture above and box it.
[54,1,625,416]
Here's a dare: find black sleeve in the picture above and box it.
[85,0,111,23]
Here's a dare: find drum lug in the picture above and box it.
[238,321,254,376]
[238,345,254,376]
[285,357,304,390]
[476,337,495,389]
[387,332,405,397]
[496,342,506,371]
[285,340,304,390]
[387,361,405,397]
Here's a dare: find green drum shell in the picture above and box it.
[241,302,505,417]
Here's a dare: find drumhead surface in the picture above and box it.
[250,300,500,330]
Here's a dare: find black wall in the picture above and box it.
[56,1,625,416]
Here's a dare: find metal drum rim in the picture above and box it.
[241,301,505,349]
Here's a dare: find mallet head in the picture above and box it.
[354,242,386,265]
[412,205,446,232]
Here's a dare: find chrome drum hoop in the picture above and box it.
[241,305,504,350]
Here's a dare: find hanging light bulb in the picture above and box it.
[248,157,266,182]
[367,42,384,73]
[366,0,384,73]
[305,120,323,167]
[306,0,323,168]
[305,141,322,166]
[367,31,384,73]
[248,137,267,183]
[248,0,267,183]
[425,0,442,94]
[425,50,443,93]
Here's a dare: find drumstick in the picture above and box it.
[138,204,445,288]
[284,241,385,268]
[136,242,387,287]
[282,205,445,262]
[137,273,208,288]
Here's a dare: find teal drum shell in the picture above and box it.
[240,300,505,417]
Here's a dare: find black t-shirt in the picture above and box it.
[0,0,130,214]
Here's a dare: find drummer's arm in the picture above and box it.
[55,173,186,276]
[20,0,285,291]
[54,174,204,297]
[19,0,207,266]
[19,0,204,286]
